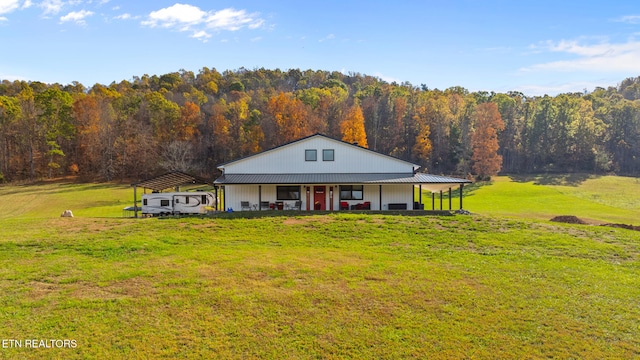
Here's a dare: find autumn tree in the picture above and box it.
[266,92,311,144]
[471,102,504,178]
[340,103,368,147]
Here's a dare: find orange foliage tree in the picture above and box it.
[472,102,505,178]
[266,92,311,144]
[340,103,368,147]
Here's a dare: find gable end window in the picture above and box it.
[323,149,334,161]
[305,149,317,161]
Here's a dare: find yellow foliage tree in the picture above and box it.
[340,103,368,147]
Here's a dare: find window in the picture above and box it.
[323,149,334,161]
[201,195,208,205]
[277,186,301,200]
[305,149,317,161]
[340,185,363,200]
[160,199,170,207]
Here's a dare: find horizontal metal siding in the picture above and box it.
[223,137,414,174]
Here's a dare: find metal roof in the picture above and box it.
[214,173,471,186]
[131,171,212,192]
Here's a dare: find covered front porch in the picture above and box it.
[213,173,472,213]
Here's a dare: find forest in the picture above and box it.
[1,67,640,183]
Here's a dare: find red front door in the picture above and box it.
[314,186,326,210]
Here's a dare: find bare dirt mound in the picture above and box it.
[550,215,640,232]
[550,215,588,224]
[600,223,640,231]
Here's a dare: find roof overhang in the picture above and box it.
[214,173,470,192]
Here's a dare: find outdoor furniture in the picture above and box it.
[294,200,302,210]
[241,201,251,211]
[276,201,284,210]
[260,201,270,210]
[362,201,371,210]
[340,201,349,210]
[388,203,407,210]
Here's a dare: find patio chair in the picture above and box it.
[260,201,270,210]
[340,201,349,210]
[294,200,302,210]
[241,201,251,211]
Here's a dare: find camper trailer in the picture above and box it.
[141,191,215,216]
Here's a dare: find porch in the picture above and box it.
[213,173,471,213]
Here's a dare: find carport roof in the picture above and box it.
[131,171,211,192]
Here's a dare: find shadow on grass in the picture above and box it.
[151,210,457,220]
[508,173,597,186]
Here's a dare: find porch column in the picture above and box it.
[459,184,464,209]
[258,185,262,211]
[221,186,225,211]
[419,185,422,209]
[379,185,382,211]
[449,187,452,210]
[440,190,443,210]
[306,187,310,211]
[214,186,218,211]
[329,186,334,211]
[432,192,435,210]
[133,184,138,218]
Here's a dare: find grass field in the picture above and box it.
[0,176,638,359]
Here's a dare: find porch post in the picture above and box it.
[329,186,334,211]
[133,184,138,218]
[258,185,262,211]
[214,186,218,211]
[459,184,464,209]
[432,192,435,210]
[419,185,422,209]
[221,186,225,211]
[440,190,443,210]
[449,187,452,210]
[379,185,382,211]
[306,186,310,211]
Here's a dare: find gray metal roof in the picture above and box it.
[214,173,471,185]
[132,171,211,192]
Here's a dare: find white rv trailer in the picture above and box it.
[141,191,215,216]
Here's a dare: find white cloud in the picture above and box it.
[0,0,20,15]
[0,16,7,21]
[190,30,211,42]
[40,0,64,15]
[521,38,640,73]
[142,3,264,39]
[142,3,206,29]
[59,9,93,25]
[513,80,614,97]
[113,13,130,20]
[205,8,261,31]
[22,0,32,8]
[615,15,640,24]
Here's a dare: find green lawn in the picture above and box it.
[460,175,640,224]
[0,177,638,359]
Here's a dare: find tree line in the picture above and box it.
[1,67,639,183]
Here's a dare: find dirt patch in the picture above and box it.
[550,215,588,224]
[282,218,307,225]
[550,215,640,232]
[600,223,640,232]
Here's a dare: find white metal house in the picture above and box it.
[214,134,471,212]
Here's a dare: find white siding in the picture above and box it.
[221,135,416,174]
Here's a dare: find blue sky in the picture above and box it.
[2,1,640,96]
